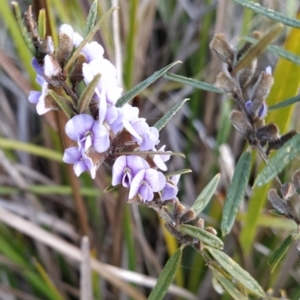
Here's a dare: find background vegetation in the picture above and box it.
[0,0,299,299]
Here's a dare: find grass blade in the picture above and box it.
[191,173,220,215]
[164,73,223,93]
[180,224,223,250]
[154,98,189,131]
[254,134,300,187]
[267,234,293,273]
[233,0,300,28]
[148,247,183,300]
[221,151,252,236]
[269,94,300,111]
[207,247,265,297]
[116,61,182,107]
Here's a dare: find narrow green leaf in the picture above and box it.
[78,74,101,113]
[207,247,265,297]
[48,90,74,119]
[83,0,98,37]
[269,94,300,111]
[221,151,252,236]
[0,137,62,162]
[11,2,36,56]
[233,0,300,28]
[267,234,293,272]
[232,23,283,76]
[243,36,300,66]
[165,169,192,178]
[116,61,182,107]
[148,247,182,300]
[64,6,117,71]
[154,98,189,131]
[37,9,46,39]
[180,224,223,250]
[164,73,223,93]
[191,173,220,215]
[254,134,300,187]
[212,269,248,300]
[34,260,65,300]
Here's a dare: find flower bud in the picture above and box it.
[179,210,196,224]
[206,227,218,236]
[256,123,280,142]
[215,71,238,94]
[56,25,74,66]
[281,182,296,200]
[229,110,252,137]
[210,34,234,66]
[237,58,257,88]
[292,169,300,192]
[44,54,62,79]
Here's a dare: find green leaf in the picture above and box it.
[64,6,117,71]
[0,137,62,162]
[231,23,283,76]
[221,151,252,236]
[164,73,223,93]
[165,169,192,178]
[267,234,293,272]
[48,90,74,119]
[78,74,101,113]
[148,247,183,300]
[154,98,189,131]
[37,9,46,39]
[11,2,36,56]
[269,94,300,111]
[233,0,300,28]
[191,173,220,215]
[83,0,98,38]
[212,269,248,300]
[180,224,223,250]
[243,36,300,66]
[116,61,182,107]
[207,247,265,297]
[254,134,300,187]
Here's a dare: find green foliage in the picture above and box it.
[221,151,252,236]
[148,247,183,300]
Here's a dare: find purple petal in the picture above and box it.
[245,101,252,114]
[32,58,43,75]
[161,182,178,201]
[112,156,127,186]
[63,147,82,164]
[92,122,110,153]
[129,169,146,199]
[144,169,166,192]
[74,161,89,177]
[28,91,41,104]
[127,156,150,176]
[65,114,94,141]
[139,183,154,202]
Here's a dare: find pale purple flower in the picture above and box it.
[161,175,180,201]
[63,147,96,178]
[152,145,171,171]
[65,114,110,153]
[129,169,166,202]
[112,155,150,188]
[245,100,267,119]
[32,58,43,75]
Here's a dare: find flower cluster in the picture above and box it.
[28,22,179,203]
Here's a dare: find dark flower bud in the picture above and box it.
[56,24,74,67]
[70,54,86,86]
[209,34,235,66]
[229,110,252,137]
[292,169,300,192]
[281,182,296,200]
[174,201,186,223]
[38,36,55,56]
[256,123,280,142]
[267,130,297,155]
[268,189,288,215]
[237,58,257,88]
[215,71,238,94]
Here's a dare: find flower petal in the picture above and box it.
[65,114,94,141]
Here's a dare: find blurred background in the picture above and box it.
[0,0,300,299]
